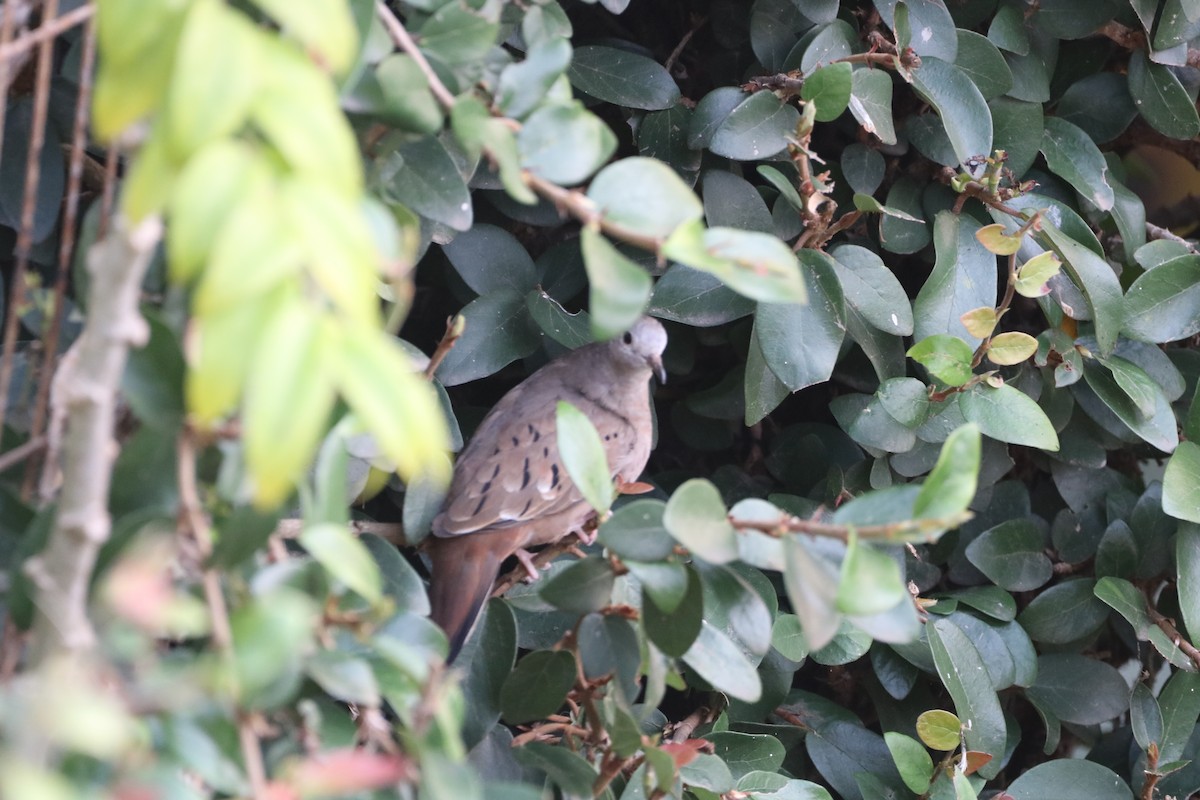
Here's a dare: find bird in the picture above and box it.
[427,316,668,662]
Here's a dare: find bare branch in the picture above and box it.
[25,214,162,661]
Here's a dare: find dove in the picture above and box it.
[427,316,668,662]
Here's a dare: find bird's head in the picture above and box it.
[612,316,668,383]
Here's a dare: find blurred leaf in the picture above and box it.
[914,423,981,520]
[663,220,807,304]
[498,37,572,119]
[598,499,674,561]
[556,400,614,514]
[519,102,616,185]
[378,134,472,231]
[664,478,739,563]
[580,227,652,340]
[783,536,841,651]
[299,523,383,603]
[588,156,704,239]
[642,564,703,656]
[306,651,379,706]
[682,621,763,702]
[836,534,905,615]
[1005,760,1132,800]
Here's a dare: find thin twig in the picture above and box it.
[274,517,406,545]
[0,3,92,63]
[730,510,971,542]
[27,13,97,502]
[424,315,464,380]
[1147,605,1200,672]
[0,0,59,442]
[178,428,269,797]
[664,15,706,73]
[0,434,45,472]
[1146,221,1198,254]
[375,0,455,110]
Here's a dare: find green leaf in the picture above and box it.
[710,91,801,160]
[914,423,981,520]
[848,67,897,144]
[305,652,379,706]
[907,335,974,387]
[954,30,1012,100]
[518,102,616,185]
[597,499,674,561]
[298,523,383,603]
[753,250,844,391]
[1123,255,1200,343]
[1040,117,1114,211]
[682,621,763,702]
[1166,443,1200,525]
[1026,654,1130,725]
[556,400,615,514]
[829,244,914,336]
[539,556,615,613]
[879,176,929,253]
[368,54,443,134]
[418,2,499,65]
[587,157,704,240]
[661,220,807,303]
[836,533,905,615]
[664,478,739,563]
[1159,671,1200,763]
[434,290,540,386]
[1175,523,1200,643]
[568,45,680,110]
[580,228,652,341]
[378,134,472,231]
[1127,49,1200,140]
[1006,760,1132,800]
[1039,225,1124,357]
[974,223,1023,255]
[965,519,1052,591]
[915,212,998,347]
[926,618,1006,778]
[801,63,853,122]
[1082,363,1178,453]
[884,731,934,794]
[650,263,755,327]
[1017,578,1109,643]
[443,224,538,295]
[910,57,993,167]
[958,383,1060,451]
[708,731,785,780]
[1130,682,1164,751]
[500,650,577,724]
[642,565,703,655]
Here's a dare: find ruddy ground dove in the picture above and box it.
[427,316,668,661]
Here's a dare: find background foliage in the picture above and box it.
[3,0,1200,798]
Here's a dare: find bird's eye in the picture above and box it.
[623,331,634,345]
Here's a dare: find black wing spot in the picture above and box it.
[511,435,520,447]
[521,498,533,516]
[543,446,550,458]
[521,458,531,489]
[480,480,493,494]
[472,495,487,517]
[550,463,561,489]
[531,426,541,442]
[491,463,501,479]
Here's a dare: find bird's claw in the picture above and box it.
[515,548,541,582]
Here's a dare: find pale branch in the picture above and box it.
[1146,221,1198,254]
[24,214,161,661]
[1146,605,1200,672]
[729,511,971,543]
[275,517,407,546]
[375,0,455,111]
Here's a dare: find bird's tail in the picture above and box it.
[427,536,504,663]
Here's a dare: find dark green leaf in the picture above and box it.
[1027,653,1130,725]
[926,618,1006,778]
[435,290,539,386]
[801,63,853,122]
[1006,760,1132,800]
[914,212,998,346]
[1041,117,1114,211]
[1123,255,1200,344]
[539,556,615,614]
[964,519,1052,591]
[643,564,703,656]
[710,91,800,161]
[1127,49,1200,140]
[500,650,577,724]
[597,499,674,561]
[568,45,681,111]
[848,67,897,145]
[911,57,993,167]
[442,224,538,295]
[958,383,1060,451]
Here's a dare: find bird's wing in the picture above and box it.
[437,389,584,536]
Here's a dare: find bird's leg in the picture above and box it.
[514,548,542,582]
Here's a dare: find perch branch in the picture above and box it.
[24,215,161,661]
[1146,605,1200,672]
[375,1,455,110]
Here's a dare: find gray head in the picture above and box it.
[608,316,668,382]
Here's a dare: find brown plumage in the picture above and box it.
[428,317,668,661]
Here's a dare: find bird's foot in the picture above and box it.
[515,548,541,582]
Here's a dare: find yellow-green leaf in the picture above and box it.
[299,523,383,603]
[1014,250,1061,298]
[244,299,336,507]
[186,293,274,425]
[556,400,615,514]
[165,0,262,159]
[331,324,451,488]
[974,223,1022,255]
[580,227,652,341]
[247,0,357,74]
[960,306,998,339]
[986,331,1038,366]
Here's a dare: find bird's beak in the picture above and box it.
[650,355,666,384]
